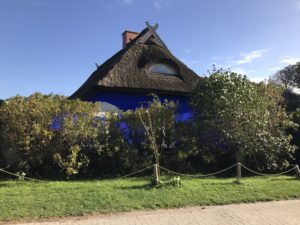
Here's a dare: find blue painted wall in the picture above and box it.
[87,91,192,120]
[51,91,193,131]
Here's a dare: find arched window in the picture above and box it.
[149,63,177,75]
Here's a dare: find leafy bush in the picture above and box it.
[0,82,296,180]
[0,93,181,179]
[191,69,296,171]
[0,93,101,178]
[290,108,300,164]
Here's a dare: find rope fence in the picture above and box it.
[0,165,153,182]
[0,163,299,182]
[159,163,237,177]
[240,164,297,176]
[159,162,300,179]
[0,168,44,182]
[107,165,152,180]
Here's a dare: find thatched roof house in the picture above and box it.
[70,23,200,113]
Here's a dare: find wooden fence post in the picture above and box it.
[153,164,159,184]
[295,165,300,179]
[236,162,242,182]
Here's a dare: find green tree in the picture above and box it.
[270,63,300,112]
[191,69,295,171]
[133,96,176,183]
[271,62,300,88]
[290,108,300,165]
[0,99,5,166]
[270,63,300,164]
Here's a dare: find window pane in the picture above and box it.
[149,63,177,75]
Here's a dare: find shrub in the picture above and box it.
[0,93,101,178]
[191,69,296,171]
[0,93,182,179]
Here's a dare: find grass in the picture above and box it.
[0,175,300,222]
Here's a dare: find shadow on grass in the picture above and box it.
[269,176,300,181]
[114,179,246,190]
[117,184,152,190]
[0,183,11,187]
[191,181,245,186]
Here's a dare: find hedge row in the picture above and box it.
[0,71,297,179]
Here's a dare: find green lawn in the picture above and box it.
[0,176,300,222]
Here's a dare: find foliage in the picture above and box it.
[50,98,100,176]
[269,63,300,165]
[85,112,142,177]
[0,93,101,177]
[164,120,204,172]
[0,94,61,175]
[150,176,182,188]
[290,108,300,164]
[270,62,300,88]
[291,108,300,127]
[269,63,300,111]
[133,95,177,182]
[0,99,5,167]
[0,93,180,179]
[191,69,295,171]
[0,82,295,179]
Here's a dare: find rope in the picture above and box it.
[0,165,10,170]
[108,165,152,180]
[0,168,45,182]
[0,165,153,182]
[159,163,237,177]
[240,164,297,176]
[1,163,296,181]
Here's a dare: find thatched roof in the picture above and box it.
[70,23,200,99]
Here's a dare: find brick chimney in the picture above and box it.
[122,30,139,48]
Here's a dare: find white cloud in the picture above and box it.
[154,1,163,10]
[210,49,268,69]
[279,56,300,65]
[122,0,133,5]
[235,49,268,65]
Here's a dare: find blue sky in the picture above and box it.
[1,0,300,99]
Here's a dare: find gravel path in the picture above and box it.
[8,200,300,225]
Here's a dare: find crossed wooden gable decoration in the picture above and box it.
[137,22,169,50]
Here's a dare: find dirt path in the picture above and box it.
[8,200,300,225]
